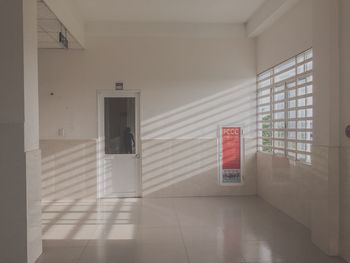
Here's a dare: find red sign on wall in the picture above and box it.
[220,127,242,184]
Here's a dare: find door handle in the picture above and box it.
[135,154,141,159]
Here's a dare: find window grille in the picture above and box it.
[257,49,313,164]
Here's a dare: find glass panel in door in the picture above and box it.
[104,97,136,155]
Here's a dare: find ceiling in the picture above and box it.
[37,0,82,49]
[73,0,267,24]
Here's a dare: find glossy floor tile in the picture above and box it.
[36,197,346,263]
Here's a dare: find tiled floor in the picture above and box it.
[36,197,346,263]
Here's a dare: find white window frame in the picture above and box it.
[257,49,313,164]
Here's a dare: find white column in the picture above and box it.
[0,0,42,262]
[311,0,340,255]
[339,0,350,261]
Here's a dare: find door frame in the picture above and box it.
[97,89,142,199]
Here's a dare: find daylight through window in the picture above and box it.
[257,49,313,164]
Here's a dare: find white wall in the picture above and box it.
[38,23,257,198]
[256,0,312,73]
[256,0,313,227]
[256,0,342,256]
[340,0,350,261]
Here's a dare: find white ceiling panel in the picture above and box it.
[73,0,267,24]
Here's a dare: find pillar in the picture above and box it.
[0,0,42,262]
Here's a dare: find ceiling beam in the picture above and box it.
[246,0,301,38]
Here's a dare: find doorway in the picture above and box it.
[97,90,141,198]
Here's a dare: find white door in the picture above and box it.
[98,90,141,198]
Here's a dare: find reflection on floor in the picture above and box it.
[36,197,345,263]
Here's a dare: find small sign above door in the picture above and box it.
[115,82,124,90]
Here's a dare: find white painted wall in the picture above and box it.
[256,0,313,227]
[247,0,301,38]
[339,0,350,261]
[256,0,312,73]
[38,23,257,198]
[39,23,255,140]
[256,0,343,257]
